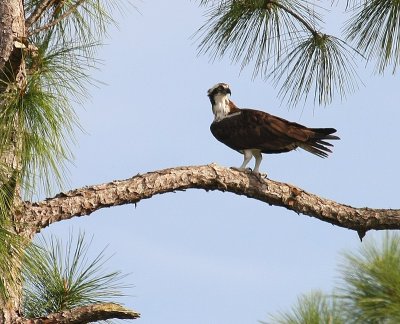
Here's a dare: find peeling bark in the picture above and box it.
[17,164,400,235]
[18,303,140,323]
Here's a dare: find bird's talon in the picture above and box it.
[230,167,251,173]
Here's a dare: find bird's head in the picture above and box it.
[207,83,237,121]
[207,83,231,105]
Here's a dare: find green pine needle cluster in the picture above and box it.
[0,0,123,199]
[266,232,400,324]
[345,0,400,73]
[339,233,400,323]
[24,0,119,41]
[197,0,298,76]
[197,0,322,77]
[196,0,359,106]
[197,0,400,106]
[0,229,25,300]
[22,232,129,318]
[264,291,345,324]
[272,34,359,106]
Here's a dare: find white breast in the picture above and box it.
[212,94,230,121]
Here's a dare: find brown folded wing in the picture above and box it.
[210,109,339,157]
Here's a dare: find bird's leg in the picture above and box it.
[252,150,267,178]
[238,149,253,172]
[232,150,253,171]
[252,150,262,174]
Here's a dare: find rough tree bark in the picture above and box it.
[17,164,400,237]
[2,163,397,322]
[0,1,20,72]
[16,303,140,323]
[0,0,26,88]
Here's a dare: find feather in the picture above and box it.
[210,107,339,158]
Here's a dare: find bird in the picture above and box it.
[207,82,339,174]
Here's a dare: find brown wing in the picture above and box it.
[210,109,339,157]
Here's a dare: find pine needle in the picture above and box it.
[22,231,130,318]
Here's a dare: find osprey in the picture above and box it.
[207,83,339,174]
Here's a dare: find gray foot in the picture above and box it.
[230,167,252,173]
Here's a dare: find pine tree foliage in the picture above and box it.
[0,229,24,300]
[266,233,400,324]
[22,232,129,318]
[263,291,345,324]
[345,0,400,73]
[16,0,123,196]
[271,34,359,106]
[197,0,400,106]
[0,0,123,303]
[338,233,400,323]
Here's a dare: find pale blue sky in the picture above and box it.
[41,1,400,323]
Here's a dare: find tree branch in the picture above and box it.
[25,0,58,29]
[27,0,86,37]
[269,0,318,36]
[17,164,400,236]
[19,302,140,323]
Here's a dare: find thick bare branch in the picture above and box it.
[18,164,400,236]
[19,302,140,323]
